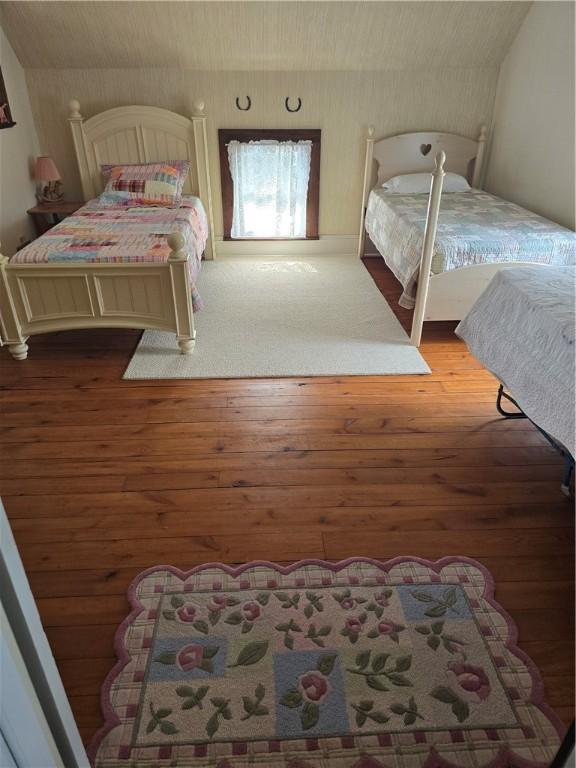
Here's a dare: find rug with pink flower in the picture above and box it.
[89,557,563,767]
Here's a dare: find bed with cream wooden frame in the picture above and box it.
[357,126,551,346]
[0,99,215,360]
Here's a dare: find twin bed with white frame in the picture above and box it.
[358,125,576,346]
[0,99,215,360]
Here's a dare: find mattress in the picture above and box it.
[365,188,576,309]
[11,196,209,312]
[456,265,575,456]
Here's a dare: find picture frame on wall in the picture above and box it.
[0,67,16,129]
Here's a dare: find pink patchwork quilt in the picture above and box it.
[11,196,208,311]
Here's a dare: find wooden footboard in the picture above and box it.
[0,233,195,360]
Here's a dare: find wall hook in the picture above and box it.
[235,96,251,111]
[285,97,302,113]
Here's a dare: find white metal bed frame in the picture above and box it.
[0,99,215,360]
[358,126,546,346]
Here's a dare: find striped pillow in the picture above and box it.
[99,161,190,207]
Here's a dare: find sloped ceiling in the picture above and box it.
[1,1,530,71]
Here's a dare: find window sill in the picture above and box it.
[223,236,320,242]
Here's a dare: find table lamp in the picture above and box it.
[34,156,63,203]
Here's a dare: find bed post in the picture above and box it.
[168,232,196,354]
[191,99,216,261]
[357,125,375,258]
[0,252,28,360]
[410,151,446,347]
[472,125,488,189]
[68,100,96,201]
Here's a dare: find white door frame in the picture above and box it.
[1,500,89,767]
[1,602,64,766]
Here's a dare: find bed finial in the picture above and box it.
[434,150,446,172]
[69,99,82,119]
[478,124,488,142]
[192,99,205,117]
[168,232,186,261]
[367,125,375,138]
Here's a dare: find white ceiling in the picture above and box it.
[1,1,530,71]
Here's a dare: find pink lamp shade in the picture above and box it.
[34,156,61,182]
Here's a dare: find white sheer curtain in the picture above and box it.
[227,140,312,238]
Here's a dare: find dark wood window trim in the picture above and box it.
[218,129,321,241]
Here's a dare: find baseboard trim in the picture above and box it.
[214,236,358,258]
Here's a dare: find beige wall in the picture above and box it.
[485,1,575,229]
[25,67,498,237]
[0,26,40,256]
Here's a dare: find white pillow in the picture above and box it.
[382,172,471,194]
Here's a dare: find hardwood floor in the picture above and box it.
[1,257,573,745]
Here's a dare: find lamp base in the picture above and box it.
[37,180,64,204]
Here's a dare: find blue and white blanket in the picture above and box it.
[365,188,576,308]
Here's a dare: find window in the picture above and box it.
[219,129,320,240]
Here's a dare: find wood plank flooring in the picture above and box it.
[1,257,573,745]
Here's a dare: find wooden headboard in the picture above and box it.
[68,100,215,259]
[360,125,487,203]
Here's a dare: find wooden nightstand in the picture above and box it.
[27,201,83,237]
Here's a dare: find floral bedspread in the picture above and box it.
[90,558,563,767]
[11,196,208,312]
[365,188,576,308]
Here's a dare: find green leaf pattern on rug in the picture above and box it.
[390,696,424,726]
[274,591,300,609]
[275,618,302,649]
[301,701,320,730]
[430,686,470,722]
[176,685,209,711]
[154,650,177,665]
[346,651,413,691]
[415,621,467,656]
[305,623,332,648]
[351,700,389,727]
[332,589,368,612]
[303,591,324,619]
[146,702,178,735]
[206,697,232,738]
[240,683,269,721]
[411,587,460,617]
[207,595,241,627]
[228,640,269,668]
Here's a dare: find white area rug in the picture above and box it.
[123,256,430,379]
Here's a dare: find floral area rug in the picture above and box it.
[90,557,563,767]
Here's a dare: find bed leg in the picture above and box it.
[0,253,29,361]
[495,384,527,419]
[168,232,196,356]
[178,335,196,355]
[8,341,29,361]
